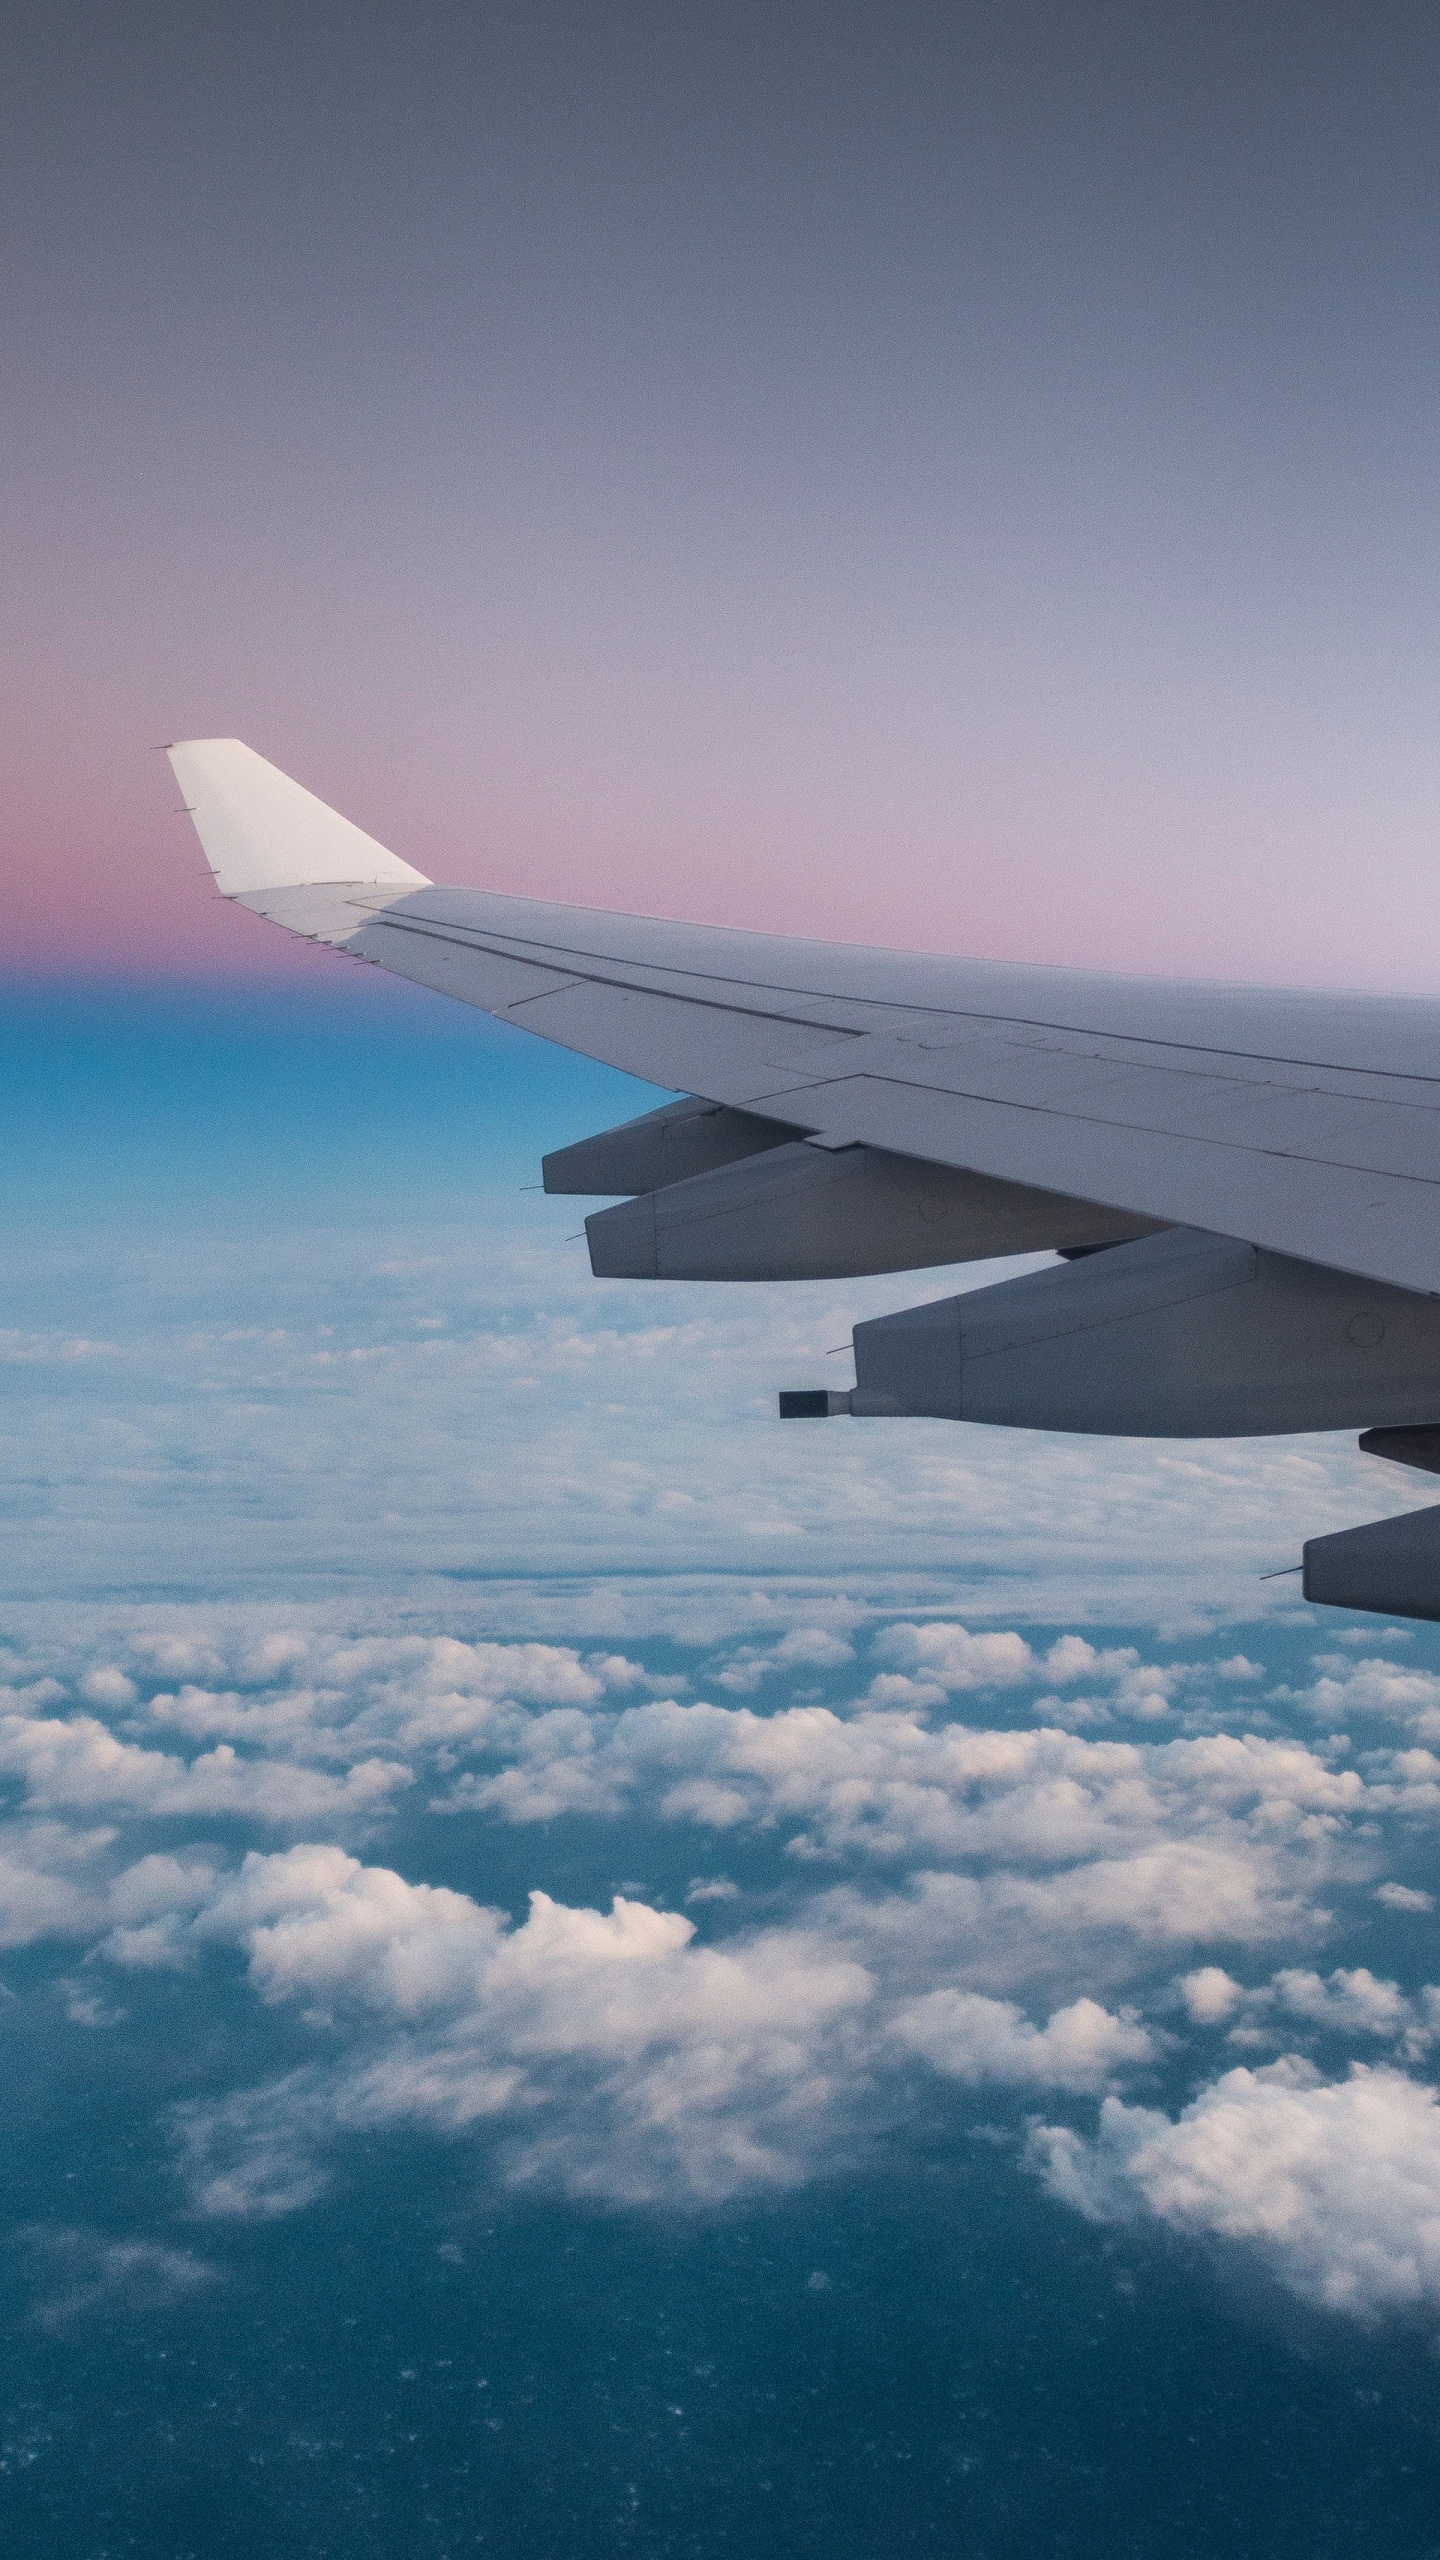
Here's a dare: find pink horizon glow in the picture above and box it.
[6,698,1440,1001]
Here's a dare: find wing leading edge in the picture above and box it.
[169,738,1440,1300]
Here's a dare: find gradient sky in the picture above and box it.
[5,0,1440,985]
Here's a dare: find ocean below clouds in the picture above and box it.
[5,983,1440,2558]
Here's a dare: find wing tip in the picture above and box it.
[165,737,430,895]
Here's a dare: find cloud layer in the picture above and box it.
[1032,2062,1440,2316]
[4,1596,1440,2320]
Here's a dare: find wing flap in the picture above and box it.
[741,1069,1437,1296]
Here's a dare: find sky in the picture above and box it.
[7,7,1440,2556]
[5,0,1440,986]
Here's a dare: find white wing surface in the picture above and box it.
[167,738,429,895]
[168,741,1440,1297]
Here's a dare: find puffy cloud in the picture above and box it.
[4,1617,1402,2082]
[865,1628,1184,1723]
[8,1617,1383,1914]
[1178,1966,1243,2024]
[101,1852,232,1971]
[325,1635,643,1756]
[0,1822,111,1949]
[892,1989,1153,2092]
[716,1627,856,1693]
[167,1849,875,2210]
[78,1666,137,1710]
[1029,2062,1440,2318]
[203,1845,506,2018]
[869,1623,1036,1693]
[827,1837,1328,2012]
[1377,1882,1435,1914]
[9,1599,1440,2301]
[441,1700,1379,1959]
[130,1631,228,1680]
[773,1627,855,1669]
[1269,1967,1412,2039]
[441,1705,633,1823]
[138,1635,646,1763]
[1211,1966,1440,2063]
[61,1979,126,2028]
[137,1817,1321,2219]
[1035,1637,1181,1722]
[0,1709,409,1829]
[1287,1655,1440,1744]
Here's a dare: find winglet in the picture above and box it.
[165,739,430,896]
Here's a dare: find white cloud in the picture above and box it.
[1037,1636,1180,1721]
[130,1632,228,1680]
[1377,1882,1435,1914]
[830,1837,1328,2010]
[1269,1966,1412,2039]
[1029,2061,1440,2317]
[892,1989,1154,2092]
[0,1172,1403,1634]
[0,1823,111,1949]
[9,1596,1440,2303]
[102,1852,227,1970]
[203,1845,506,2018]
[78,1666,137,1710]
[869,1623,1036,1691]
[114,1633,652,1774]
[716,1626,856,1693]
[175,2074,338,2221]
[168,1850,877,2210]
[60,1979,126,2028]
[1288,1656,1440,1744]
[0,1617,1369,2002]
[773,1627,856,1668]
[8,1618,1388,1931]
[431,1699,1381,1965]
[1178,1966,1243,2024]
[864,1628,1182,1723]
[0,1709,410,1829]
[21,2229,220,2329]
[1173,1963,1440,2065]
[137,1816,1312,2219]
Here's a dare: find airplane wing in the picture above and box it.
[168,738,1440,1299]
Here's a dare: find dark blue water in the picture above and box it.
[4,2135,1438,2559]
